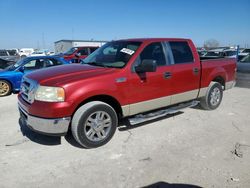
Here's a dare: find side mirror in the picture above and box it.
[19,66,25,73]
[135,59,157,73]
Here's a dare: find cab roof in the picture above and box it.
[116,38,191,43]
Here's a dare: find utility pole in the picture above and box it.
[72,28,74,40]
[37,40,40,50]
[42,32,45,49]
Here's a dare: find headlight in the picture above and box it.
[35,86,65,102]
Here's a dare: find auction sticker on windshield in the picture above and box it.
[120,48,135,55]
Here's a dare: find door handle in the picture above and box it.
[193,68,199,75]
[164,72,172,79]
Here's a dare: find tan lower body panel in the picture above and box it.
[122,89,199,117]
[128,95,171,116]
[121,80,235,117]
[170,89,199,104]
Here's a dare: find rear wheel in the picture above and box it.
[71,101,118,148]
[200,82,223,110]
[0,80,12,97]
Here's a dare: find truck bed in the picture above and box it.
[200,58,236,89]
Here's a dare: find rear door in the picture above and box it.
[128,42,173,115]
[166,41,200,104]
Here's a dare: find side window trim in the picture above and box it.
[131,55,141,73]
[163,42,175,65]
[154,42,167,67]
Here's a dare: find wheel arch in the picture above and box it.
[73,95,123,120]
[206,66,227,90]
[212,76,225,89]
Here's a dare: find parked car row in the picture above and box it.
[197,47,250,61]
[0,48,55,61]
[201,48,237,59]
[57,46,99,63]
[237,54,250,73]
[0,56,69,96]
[0,58,15,69]
[0,49,20,62]
[238,48,250,61]
[0,48,59,70]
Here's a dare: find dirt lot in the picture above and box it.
[0,80,250,188]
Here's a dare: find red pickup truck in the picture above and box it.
[63,46,99,62]
[18,38,236,148]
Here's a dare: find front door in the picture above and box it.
[127,42,173,116]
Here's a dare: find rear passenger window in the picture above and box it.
[140,42,166,66]
[169,41,194,64]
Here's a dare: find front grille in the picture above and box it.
[20,77,37,104]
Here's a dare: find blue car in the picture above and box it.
[0,56,69,96]
[237,54,250,73]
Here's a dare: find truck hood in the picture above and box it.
[26,64,118,86]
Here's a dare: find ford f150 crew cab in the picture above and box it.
[18,38,236,148]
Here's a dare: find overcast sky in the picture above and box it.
[0,0,249,50]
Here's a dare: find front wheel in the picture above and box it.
[0,80,12,97]
[200,82,223,110]
[71,101,118,148]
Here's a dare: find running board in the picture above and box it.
[128,100,199,125]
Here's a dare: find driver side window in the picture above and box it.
[139,42,167,66]
[132,42,167,70]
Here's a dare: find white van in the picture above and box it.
[19,48,34,58]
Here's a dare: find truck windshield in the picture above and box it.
[64,47,78,55]
[82,41,141,68]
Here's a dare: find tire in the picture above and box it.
[0,80,12,97]
[200,82,223,110]
[21,55,26,59]
[71,101,118,148]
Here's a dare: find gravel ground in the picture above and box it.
[0,78,249,188]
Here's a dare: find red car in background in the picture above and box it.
[63,46,99,63]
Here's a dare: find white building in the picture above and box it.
[54,39,107,54]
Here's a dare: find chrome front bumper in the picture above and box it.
[19,105,71,136]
